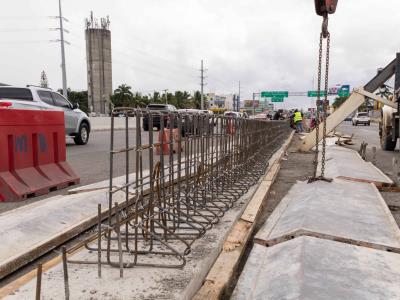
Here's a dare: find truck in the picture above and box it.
[378,54,400,151]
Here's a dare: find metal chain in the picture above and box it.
[321,32,330,177]
[312,32,324,178]
[310,15,332,183]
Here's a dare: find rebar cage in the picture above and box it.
[65,109,290,278]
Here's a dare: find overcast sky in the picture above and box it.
[1,0,399,109]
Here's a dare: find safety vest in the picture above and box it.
[294,111,303,122]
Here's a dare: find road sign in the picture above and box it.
[271,97,284,103]
[255,108,263,113]
[261,91,288,98]
[307,91,327,97]
[338,85,350,97]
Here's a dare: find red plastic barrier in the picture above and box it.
[156,128,180,155]
[0,109,80,201]
[226,119,236,134]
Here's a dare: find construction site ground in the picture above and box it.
[1,125,399,299]
[223,130,400,299]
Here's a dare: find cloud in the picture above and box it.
[0,0,399,109]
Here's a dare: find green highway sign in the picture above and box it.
[271,97,284,103]
[255,108,263,113]
[307,91,327,97]
[261,91,288,98]
[338,90,350,97]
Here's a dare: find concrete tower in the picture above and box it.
[85,12,112,115]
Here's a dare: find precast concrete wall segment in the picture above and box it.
[0,109,79,201]
[319,145,393,185]
[232,237,400,300]
[254,179,400,251]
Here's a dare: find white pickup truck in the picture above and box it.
[351,112,370,126]
[0,85,91,145]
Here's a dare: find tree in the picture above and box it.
[192,91,202,109]
[68,90,89,114]
[332,96,349,110]
[58,88,89,114]
[110,84,134,107]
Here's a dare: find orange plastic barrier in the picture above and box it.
[226,119,236,134]
[0,109,79,201]
[156,128,181,155]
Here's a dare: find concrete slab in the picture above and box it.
[2,184,260,300]
[254,179,400,251]
[232,236,400,300]
[320,145,393,185]
[0,190,127,279]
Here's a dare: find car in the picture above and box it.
[224,111,241,118]
[254,113,268,120]
[352,112,370,126]
[0,85,91,145]
[142,104,178,131]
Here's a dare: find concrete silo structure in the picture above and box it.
[85,13,112,115]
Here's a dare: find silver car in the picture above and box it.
[0,85,91,145]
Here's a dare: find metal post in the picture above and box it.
[35,264,42,300]
[201,60,204,110]
[58,0,68,99]
[97,204,102,278]
[61,247,70,300]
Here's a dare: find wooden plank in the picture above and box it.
[264,164,280,182]
[194,222,251,300]
[241,181,272,223]
[223,220,252,252]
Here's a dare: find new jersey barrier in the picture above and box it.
[0,109,79,201]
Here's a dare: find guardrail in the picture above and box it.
[64,109,290,279]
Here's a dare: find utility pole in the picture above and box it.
[237,81,241,112]
[200,60,207,110]
[163,89,168,104]
[58,0,68,99]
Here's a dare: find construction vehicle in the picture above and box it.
[379,55,400,150]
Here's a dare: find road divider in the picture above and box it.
[0,109,79,201]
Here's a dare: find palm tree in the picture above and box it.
[110,84,134,107]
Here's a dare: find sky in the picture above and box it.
[1,0,399,109]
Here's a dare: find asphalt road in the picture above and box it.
[337,121,400,182]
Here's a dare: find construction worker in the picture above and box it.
[293,109,303,133]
